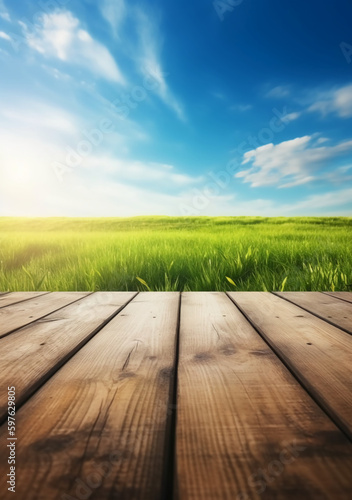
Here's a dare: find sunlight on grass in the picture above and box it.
[0,216,351,291]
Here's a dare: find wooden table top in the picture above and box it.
[0,291,351,499]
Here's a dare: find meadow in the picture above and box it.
[0,216,351,292]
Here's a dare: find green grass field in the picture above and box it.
[0,216,351,292]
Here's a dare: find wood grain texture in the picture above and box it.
[0,292,179,500]
[324,291,352,304]
[175,292,352,500]
[0,292,137,423]
[0,292,89,338]
[275,292,352,334]
[0,291,49,309]
[228,292,352,439]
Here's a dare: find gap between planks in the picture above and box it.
[227,292,352,442]
[1,292,351,500]
[176,292,352,500]
[0,292,138,425]
[0,292,180,500]
[0,292,92,339]
[273,291,352,335]
[323,291,352,304]
[0,291,50,309]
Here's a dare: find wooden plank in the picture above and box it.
[0,292,179,500]
[228,292,352,440]
[0,292,89,338]
[324,291,352,304]
[275,292,352,334]
[0,292,137,424]
[176,292,352,500]
[0,291,49,309]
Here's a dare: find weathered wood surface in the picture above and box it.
[0,292,89,338]
[324,291,352,304]
[0,292,137,423]
[275,291,352,334]
[176,292,352,500]
[0,291,49,309]
[228,292,352,439]
[0,291,351,500]
[0,292,179,500]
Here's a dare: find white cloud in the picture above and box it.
[0,100,83,217]
[309,84,352,118]
[0,0,10,21]
[282,111,301,123]
[0,126,72,217]
[1,125,351,216]
[0,134,203,217]
[319,164,352,185]
[21,10,125,84]
[0,98,87,215]
[100,0,126,37]
[179,187,352,217]
[0,106,204,216]
[136,9,185,120]
[336,164,352,174]
[80,156,203,186]
[316,137,329,144]
[0,31,10,41]
[281,188,352,213]
[266,85,291,98]
[41,64,72,81]
[236,135,352,188]
[0,152,183,217]
[279,176,315,189]
[1,101,77,135]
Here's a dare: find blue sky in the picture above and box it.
[0,0,352,216]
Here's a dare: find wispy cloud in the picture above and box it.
[1,100,77,135]
[236,135,352,188]
[0,0,10,21]
[0,127,203,216]
[0,101,79,211]
[0,30,10,41]
[2,119,351,216]
[21,10,125,84]
[266,85,291,98]
[0,156,187,217]
[41,64,72,82]
[100,0,126,37]
[308,84,352,118]
[135,9,185,120]
[266,83,352,123]
[282,188,352,212]
[282,111,301,122]
[81,156,203,186]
